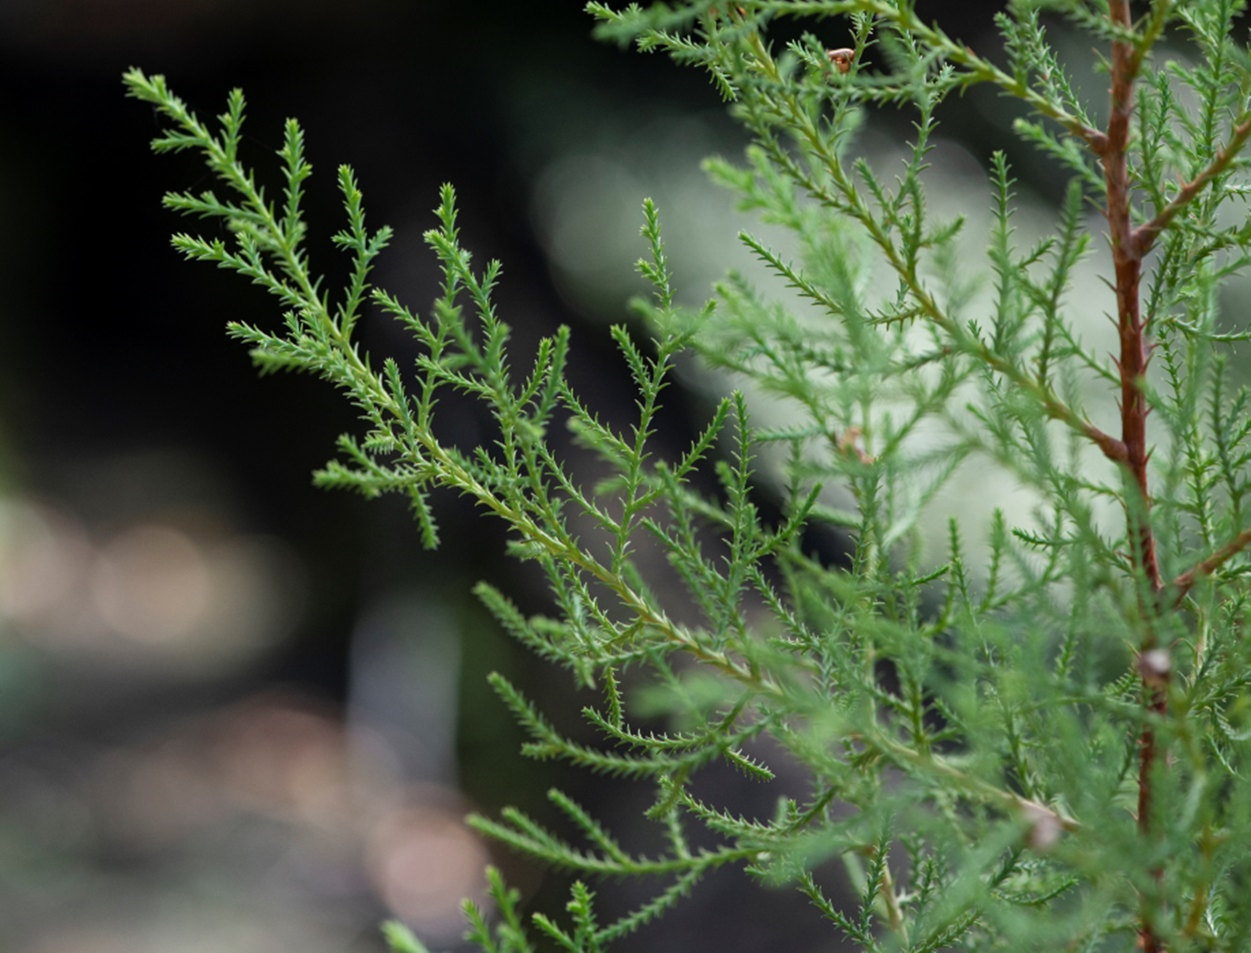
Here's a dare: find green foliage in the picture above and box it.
[126,0,1251,948]
[384,920,433,953]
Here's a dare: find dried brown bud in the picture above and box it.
[837,426,875,464]
[828,48,855,74]
[1022,800,1063,852]
[1137,648,1172,687]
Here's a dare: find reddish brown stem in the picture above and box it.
[1170,527,1251,606]
[1105,4,1156,586]
[1134,116,1251,257]
[1103,2,1166,950]
[1136,677,1169,953]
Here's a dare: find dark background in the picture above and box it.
[0,3,1025,951]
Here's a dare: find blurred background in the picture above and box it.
[0,2,1106,951]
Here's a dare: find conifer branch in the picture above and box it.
[733,30,1126,466]
[131,0,1251,947]
[1170,525,1251,605]
[1133,114,1251,256]
[1097,3,1168,948]
[765,0,1108,150]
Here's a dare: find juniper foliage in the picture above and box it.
[125,0,1251,949]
